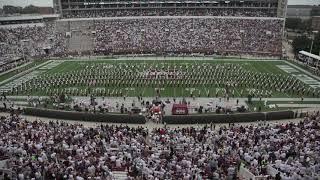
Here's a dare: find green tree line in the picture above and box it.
[285,18,312,32]
[292,34,320,55]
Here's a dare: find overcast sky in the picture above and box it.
[0,0,319,8]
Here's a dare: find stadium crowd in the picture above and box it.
[63,9,276,19]
[0,16,283,66]
[0,112,319,179]
[94,18,282,56]
[0,23,67,60]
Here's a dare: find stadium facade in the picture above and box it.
[54,0,287,18]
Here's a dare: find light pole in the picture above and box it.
[310,31,319,54]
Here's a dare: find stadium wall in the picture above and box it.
[23,108,294,124]
[162,111,294,124]
[23,107,146,124]
[55,0,282,18]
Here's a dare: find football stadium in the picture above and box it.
[0,0,320,179]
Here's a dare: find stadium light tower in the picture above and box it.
[310,31,319,54]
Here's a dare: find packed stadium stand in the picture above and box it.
[0,0,288,62]
[0,112,319,179]
[92,16,283,55]
[0,14,65,72]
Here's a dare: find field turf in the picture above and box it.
[6,58,311,98]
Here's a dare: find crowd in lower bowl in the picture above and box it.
[94,17,282,56]
[0,111,318,179]
[0,23,67,59]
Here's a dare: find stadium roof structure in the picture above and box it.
[299,50,320,61]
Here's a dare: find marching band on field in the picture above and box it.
[8,62,320,98]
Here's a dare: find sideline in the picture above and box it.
[0,61,32,77]
[0,60,51,86]
[285,60,320,81]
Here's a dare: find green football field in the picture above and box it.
[2,58,320,98]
